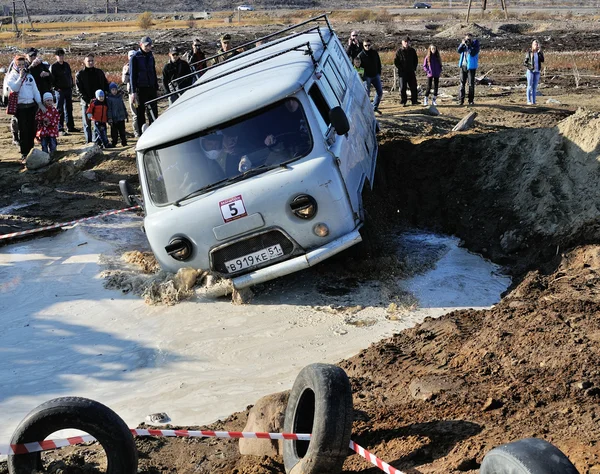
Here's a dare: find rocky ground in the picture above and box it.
[1,14,600,474]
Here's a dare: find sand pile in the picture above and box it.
[434,22,495,39]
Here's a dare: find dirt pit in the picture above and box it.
[2,17,600,474]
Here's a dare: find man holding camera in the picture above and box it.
[457,32,480,106]
[346,31,363,60]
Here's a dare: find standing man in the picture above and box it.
[184,38,207,76]
[130,36,159,135]
[357,39,383,115]
[394,36,419,107]
[26,48,53,97]
[212,34,240,64]
[50,48,77,134]
[457,32,480,106]
[162,46,193,104]
[75,53,109,143]
[346,31,363,60]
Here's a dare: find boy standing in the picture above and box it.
[106,82,128,147]
[36,92,60,156]
[86,89,111,148]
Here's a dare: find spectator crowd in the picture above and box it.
[3,29,544,164]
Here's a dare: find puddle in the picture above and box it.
[0,224,510,447]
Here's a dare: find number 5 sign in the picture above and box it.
[219,195,248,223]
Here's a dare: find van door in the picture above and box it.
[319,54,374,220]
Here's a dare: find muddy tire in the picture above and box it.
[480,438,579,474]
[283,363,353,474]
[8,397,138,474]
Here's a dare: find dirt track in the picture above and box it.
[2,15,600,474]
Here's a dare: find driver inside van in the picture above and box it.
[201,130,248,177]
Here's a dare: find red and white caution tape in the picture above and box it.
[350,440,406,474]
[0,430,311,456]
[0,205,141,241]
[1,430,405,474]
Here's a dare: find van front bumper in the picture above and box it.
[231,228,362,289]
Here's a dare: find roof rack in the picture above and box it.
[143,14,333,117]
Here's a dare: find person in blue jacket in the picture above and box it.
[457,32,480,106]
[129,36,159,136]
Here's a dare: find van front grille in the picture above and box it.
[210,230,296,275]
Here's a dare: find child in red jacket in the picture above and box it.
[35,92,60,156]
[86,89,111,148]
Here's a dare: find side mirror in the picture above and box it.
[329,106,350,136]
[141,123,150,134]
[119,179,135,206]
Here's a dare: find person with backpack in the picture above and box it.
[129,36,159,135]
[423,44,442,106]
[457,32,480,106]
[122,50,138,137]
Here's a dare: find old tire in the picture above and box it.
[480,438,579,474]
[283,363,353,474]
[8,397,137,474]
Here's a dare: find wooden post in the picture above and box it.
[105,0,108,14]
[466,0,473,23]
[482,0,487,18]
[12,0,19,35]
[500,0,508,19]
[115,0,118,13]
[21,0,33,30]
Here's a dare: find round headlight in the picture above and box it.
[313,223,330,237]
[290,194,318,220]
[165,237,193,261]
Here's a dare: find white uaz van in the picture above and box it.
[121,16,378,290]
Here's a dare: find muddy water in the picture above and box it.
[0,218,509,446]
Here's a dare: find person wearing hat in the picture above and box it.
[212,33,241,65]
[106,82,128,147]
[162,46,193,105]
[35,91,60,156]
[129,36,159,135]
[75,53,109,143]
[86,89,111,148]
[183,38,207,77]
[50,48,77,133]
[7,55,46,162]
[26,47,53,97]
[394,36,419,107]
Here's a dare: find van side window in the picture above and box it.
[308,84,331,126]
[323,57,346,102]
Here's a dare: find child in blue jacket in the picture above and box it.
[106,82,128,147]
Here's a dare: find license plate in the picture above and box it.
[224,244,284,273]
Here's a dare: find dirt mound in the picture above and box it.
[434,22,496,39]
[494,23,532,34]
[339,244,600,473]
[377,108,600,272]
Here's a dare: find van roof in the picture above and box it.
[136,28,333,151]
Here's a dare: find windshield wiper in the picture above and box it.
[172,165,279,206]
[173,176,233,206]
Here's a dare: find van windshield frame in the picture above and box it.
[142,98,313,206]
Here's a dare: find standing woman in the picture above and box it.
[423,44,442,106]
[7,55,45,162]
[524,40,544,105]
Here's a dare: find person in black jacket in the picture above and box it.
[394,36,419,106]
[130,36,159,135]
[50,48,77,133]
[26,48,53,97]
[357,39,383,114]
[162,46,193,104]
[75,53,109,143]
[346,31,363,60]
[524,39,544,106]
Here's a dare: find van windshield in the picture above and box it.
[143,98,313,206]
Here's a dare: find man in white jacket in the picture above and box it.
[7,55,45,162]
